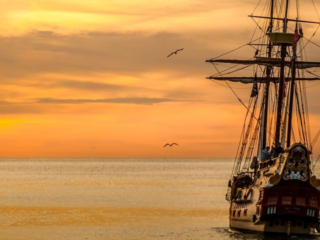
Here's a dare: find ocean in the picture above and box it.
[0,158,318,240]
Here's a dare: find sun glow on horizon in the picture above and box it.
[1,0,320,157]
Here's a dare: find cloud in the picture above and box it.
[0,29,319,110]
[42,79,146,92]
[0,2,319,111]
[0,0,257,36]
[34,97,180,105]
[0,30,248,104]
[0,30,253,83]
[0,97,188,115]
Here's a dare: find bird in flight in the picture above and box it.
[167,48,184,58]
[163,143,179,147]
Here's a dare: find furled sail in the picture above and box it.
[206,59,320,69]
[250,74,258,97]
[206,77,320,83]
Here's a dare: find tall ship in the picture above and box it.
[206,0,320,235]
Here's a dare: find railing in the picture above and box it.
[259,158,277,169]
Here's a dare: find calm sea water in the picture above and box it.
[0,158,318,240]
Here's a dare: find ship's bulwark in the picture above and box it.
[229,143,320,234]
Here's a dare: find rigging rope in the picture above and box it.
[237,91,260,174]
[298,40,312,147]
[311,129,320,147]
[312,0,320,22]
[230,96,256,180]
[223,0,320,180]
[210,34,272,61]
[208,79,251,89]
[211,65,252,78]
[211,63,256,115]
[251,0,263,15]
[243,91,264,171]
[312,153,320,171]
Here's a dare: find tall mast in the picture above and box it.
[287,55,296,147]
[275,0,290,147]
[287,22,298,147]
[262,0,274,149]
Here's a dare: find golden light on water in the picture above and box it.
[0,206,226,226]
[0,158,230,239]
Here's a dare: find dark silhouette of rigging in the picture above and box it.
[254,49,259,57]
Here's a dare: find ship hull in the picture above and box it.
[230,217,314,234]
[227,144,320,235]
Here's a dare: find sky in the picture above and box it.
[1,0,320,158]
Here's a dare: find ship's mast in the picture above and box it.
[262,0,274,149]
[287,22,298,147]
[275,0,290,147]
[206,0,320,156]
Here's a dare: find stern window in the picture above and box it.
[282,196,292,205]
[267,196,278,205]
[296,197,306,206]
[309,197,318,208]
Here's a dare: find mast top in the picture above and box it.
[266,32,297,45]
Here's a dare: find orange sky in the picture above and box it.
[1,0,320,158]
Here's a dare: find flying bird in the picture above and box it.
[163,143,179,147]
[167,48,184,58]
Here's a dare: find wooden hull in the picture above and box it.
[227,144,320,235]
[230,217,314,234]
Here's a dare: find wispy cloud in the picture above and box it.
[0,30,252,82]
[0,0,253,36]
[0,100,11,104]
[34,97,180,105]
[0,97,183,115]
[41,80,146,92]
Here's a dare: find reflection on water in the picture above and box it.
[213,228,320,240]
[0,158,318,239]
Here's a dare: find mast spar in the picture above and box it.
[275,0,290,148]
[262,0,274,150]
[287,22,299,147]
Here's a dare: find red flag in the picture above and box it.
[292,28,299,53]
